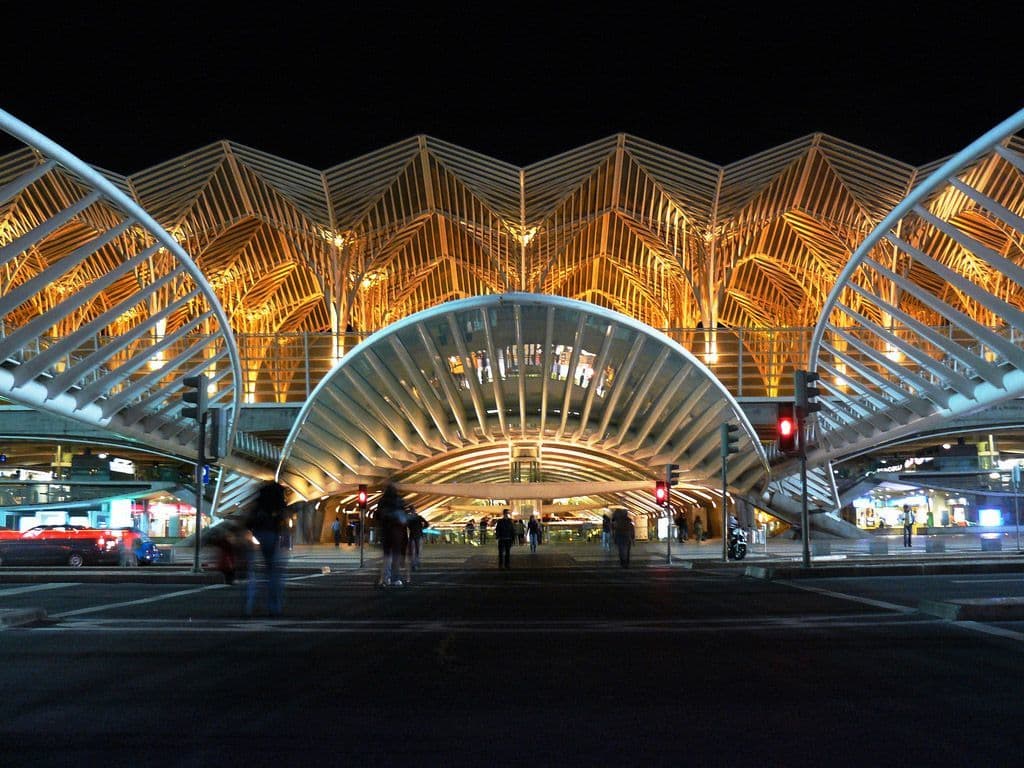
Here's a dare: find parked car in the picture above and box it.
[0,532,121,567]
[116,527,164,565]
[20,524,96,540]
[0,525,121,567]
[0,527,22,540]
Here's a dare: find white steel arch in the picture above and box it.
[278,293,768,514]
[0,108,245,494]
[769,107,1024,513]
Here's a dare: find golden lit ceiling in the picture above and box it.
[3,131,1023,406]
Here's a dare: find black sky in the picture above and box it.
[3,3,1021,174]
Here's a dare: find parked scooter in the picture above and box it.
[728,526,748,560]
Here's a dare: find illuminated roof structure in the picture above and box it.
[2,105,1024,524]
[279,293,767,516]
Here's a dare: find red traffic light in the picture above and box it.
[357,484,368,508]
[655,480,668,505]
[777,402,797,453]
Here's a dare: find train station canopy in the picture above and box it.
[278,293,767,516]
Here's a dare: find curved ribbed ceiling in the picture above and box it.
[279,294,768,516]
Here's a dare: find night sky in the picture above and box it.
[3,3,1021,174]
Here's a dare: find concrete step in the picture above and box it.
[918,597,1024,621]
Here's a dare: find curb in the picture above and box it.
[744,559,1024,580]
[0,569,228,584]
[918,597,1024,621]
[0,607,47,629]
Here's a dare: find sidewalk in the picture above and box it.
[1,535,1021,585]
[266,534,1024,572]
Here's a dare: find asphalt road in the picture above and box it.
[3,554,1024,768]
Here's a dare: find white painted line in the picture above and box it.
[50,584,228,618]
[0,583,78,597]
[32,612,939,635]
[956,621,1024,643]
[779,580,917,614]
[950,578,1024,584]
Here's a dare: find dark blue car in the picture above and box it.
[119,528,163,565]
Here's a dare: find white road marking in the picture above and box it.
[30,613,935,634]
[778,581,917,614]
[50,584,228,618]
[781,579,1024,644]
[0,583,78,597]
[950,578,1024,584]
[47,572,330,617]
[956,621,1024,643]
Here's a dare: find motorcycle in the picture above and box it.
[727,526,748,560]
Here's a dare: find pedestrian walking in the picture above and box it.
[693,514,704,544]
[495,508,515,569]
[245,480,288,617]
[406,504,426,571]
[674,510,685,543]
[480,516,489,545]
[902,504,914,548]
[377,483,409,587]
[679,514,689,543]
[527,515,542,553]
[465,519,475,544]
[119,528,139,567]
[515,517,526,546]
[331,515,342,548]
[601,513,612,551]
[610,507,634,567]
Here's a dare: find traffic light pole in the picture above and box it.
[181,374,209,575]
[798,418,810,569]
[665,465,672,565]
[358,484,368,568]
[719,425,738,562]
[1013,465,1021,553]
[794,369,820,569]
[192,413,207,574]
[721,452,729,562]
[359,505,365,568]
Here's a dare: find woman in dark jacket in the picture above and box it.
[245,480,287,616]
[376,483,408,586]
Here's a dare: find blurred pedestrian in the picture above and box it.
[601,513,612,551]
[495,508,515,569]
[245,480,288,617]
[693,515,704,544]
[902,504,914,548]
[611,507,634,568]
[480,516,489,545]
[515,517,526,546]
[331,515,342,548]
[377,483,409,587]
[406,504,426,571]
[527,515,542,553]
[209,518,246,584]
[465,519,475,544]
[119,528,139,567]
[674,510,686,543]
[679,513,689,543]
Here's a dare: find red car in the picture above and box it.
[0,525,121,567]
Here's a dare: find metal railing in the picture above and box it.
[5,324,1019,406]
